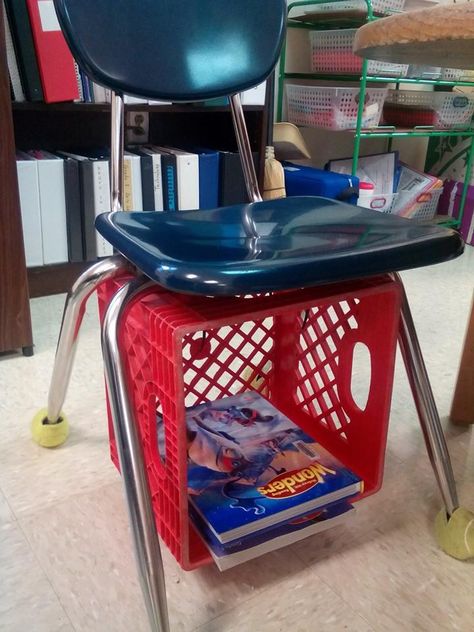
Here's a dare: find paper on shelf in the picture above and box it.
[327,152,398,194]
[392,163,441,216]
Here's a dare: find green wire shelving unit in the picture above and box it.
[277,0,474,228]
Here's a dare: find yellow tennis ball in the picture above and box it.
[31,408,69,448]
[435,507,474,560]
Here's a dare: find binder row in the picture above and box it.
[16,147,259,267]
[3,0,266,105]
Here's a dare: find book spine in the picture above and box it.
[92,161,113,256]
[152,153,164,211]
[130,155,143,210]
[79,162,98,261]
[73,61,83,102]
[123,157,133,211]
[199,153,219,210]
[140,153,155,211]
[79,70,91,103]
[219,152,258,206]
[16,159,43,265]
[161,154,178,211]
[63,158,84,262]
[91,82,106,103]
[4,0,43,101]
[176,154,199,211]
[36,158,68,264]
[2,2,25,101]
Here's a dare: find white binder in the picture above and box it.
[156,147,199,210]
[29,151,68,264]
[16,152,43,267]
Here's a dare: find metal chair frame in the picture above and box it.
[42,92,459,632]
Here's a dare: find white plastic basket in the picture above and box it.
[407,67,467,82]
[286,84,387,130]
[310,29,408,77]
[406,65,442,80]
[394,188,444,221]
[366,192,398,214]
[384,90,474,129]
[308,0,405,15]
[441,68,465,82]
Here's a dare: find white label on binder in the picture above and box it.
[38,1,61,32]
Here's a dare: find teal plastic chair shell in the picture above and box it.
[53,0,287,102]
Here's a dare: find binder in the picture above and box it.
[59,150,113,259]
[218,151,259,206]
[25,0,79,103]
[124,152,143,211]
[130,147,164,211]
[15,151,43,266]
[4,0,43,101]
[27,150,68,264]
[148,147,178,211]
[156,147,199,211]
[240,81,267,106]
[196,150,219,210]
[3,2,25,101]
[62,157,85,262]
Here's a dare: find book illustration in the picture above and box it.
[157,391,361,542]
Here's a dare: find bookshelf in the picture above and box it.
[0,7,32,355]
[0,15,269,346]
[12,102,268,298]
[277,0,474,228]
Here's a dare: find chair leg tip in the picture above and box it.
[435,507,474,560]
[31,409,69,448]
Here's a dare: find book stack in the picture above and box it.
[159,391,362,571]
[16,147,259,266]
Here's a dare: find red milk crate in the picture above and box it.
[98,275,402,570]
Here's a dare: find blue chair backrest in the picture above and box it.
[54,0,287,102]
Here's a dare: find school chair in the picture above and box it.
[32,2,473,631]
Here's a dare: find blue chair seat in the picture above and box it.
[96,196,463,296]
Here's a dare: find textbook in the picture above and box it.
[175,391,362,543]
[192,501,355,571]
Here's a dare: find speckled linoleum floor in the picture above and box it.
[1,247,473,632]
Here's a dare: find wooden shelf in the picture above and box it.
[27,261,92,298]
[12,102,265,113]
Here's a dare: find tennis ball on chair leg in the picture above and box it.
[435,507,474,560]
[31,408,69,448]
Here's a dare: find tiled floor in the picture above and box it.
[1,249,473,632]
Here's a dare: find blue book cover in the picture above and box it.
[190,501,355,570]
[163,391,362,543]
[197,150,220,209]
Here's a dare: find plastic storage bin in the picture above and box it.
[394,187,444,221]
[365,192,398,214]
[98,275,402,570]
[310,29,408,77]
[286,84,387,130]
[406,66,466,81]
[383,90,474,129]
[309,0,405,15]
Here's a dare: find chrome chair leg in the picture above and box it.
[102,279,170,632]
[47,255,131,423]
[396,277,459,516]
